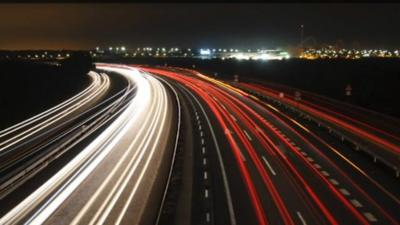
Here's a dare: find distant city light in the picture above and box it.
[200,48,211,55]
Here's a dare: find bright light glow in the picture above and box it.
[200,49,211,55]
[231,53,250,60]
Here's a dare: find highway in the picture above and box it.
[141,66,400,225]
[0,63,398,225]
[0,64,179,225]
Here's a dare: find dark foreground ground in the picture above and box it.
[101,57,400,118]
[0,60,91,130]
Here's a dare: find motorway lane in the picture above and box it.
[219,84,400,225]
[235,82,400,172]
[143,66,400,225]
[153,74,254,225]
[0,64,179,225]
[143,67,318,225]
[250,99,400,221]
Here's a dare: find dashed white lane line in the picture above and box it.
[204,171,208,180]
[313,163,321,169]
[306,157,314,162]
[221,104,227,110]
[321,170,330,177]
[301,151,308,156]
[200,131,204,137]
[243,130,252,141]
[199,125,202,131]
[363,212,378,222]
[237,148,247,162]
[261,156,277,176]
[230,114,237,122]
[203,158,207,166]
[201,138,205,145]
[206,212,211,223]
[202,147,206,154]
[296,211,307,225]
[295,146,301,150]
[339,188,350,196]
[350,199,363,208]
[205,189,209,198]
[329,178,339,186]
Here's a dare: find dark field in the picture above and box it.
[0,60,90,130]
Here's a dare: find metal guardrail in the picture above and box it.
[235,85,400,178]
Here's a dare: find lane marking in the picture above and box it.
[295,146,301,150]
[230,114,237,122]
[202,147,206,154]
[199,125,202,131]
[301,152,308,156]
[339,188,350,196]
[201,138,205,145]
[296,211,307,225]
[306,157,314,162]
[183,86,237,225]
[221,104,227,110]
[204,171,208,180]
[206,212,211,223]
[313,163,321,169]
[329,178,339,186]
[363,212,378,222]
[350,199,363,208]
[237,148,247,162]
[200,131,204,137]
[203,158,207,166]
[261,156,277,176]
[243,130,252,141]
[205,189,209,198]
[321,171,330,177]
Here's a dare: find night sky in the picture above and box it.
[1,3,399,50]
